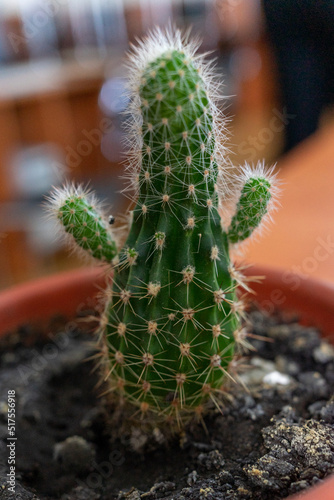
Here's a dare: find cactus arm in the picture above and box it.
[47,185,118,262]
[227,164,277,245]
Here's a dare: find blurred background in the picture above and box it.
[0,0,333,289]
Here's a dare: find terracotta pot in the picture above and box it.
[0,264,333,499]
[0,266,108,336]
[245,265,334,338]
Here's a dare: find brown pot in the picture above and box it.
[0,266,108,336]
[0,265,333,499]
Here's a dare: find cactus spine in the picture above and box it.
[47,29,278,430]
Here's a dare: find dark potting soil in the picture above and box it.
[0,310,333,500]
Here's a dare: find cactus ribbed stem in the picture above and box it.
[107,46,237,422]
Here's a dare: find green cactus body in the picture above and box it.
[105,49,240,423]
[48,29,277,429]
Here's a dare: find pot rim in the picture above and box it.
[2,263,332,336]
[243,263,334,338]
[0,266,108,336]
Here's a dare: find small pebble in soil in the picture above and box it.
[262,371,292,386]
[313,342,334,364]
[187,470,198,485]
[53,435,96,474]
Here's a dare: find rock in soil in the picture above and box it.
[0,310,333,499]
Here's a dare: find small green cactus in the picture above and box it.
[47,29,278,431]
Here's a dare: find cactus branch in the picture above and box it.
[227,163,278,245]
[47,184,118,262]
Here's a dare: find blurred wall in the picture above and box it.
[0,0,279,288]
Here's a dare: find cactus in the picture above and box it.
[47,29,278,431]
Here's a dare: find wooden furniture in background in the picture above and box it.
[243,122,334,285]
[0,55,126,288]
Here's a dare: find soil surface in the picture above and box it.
[0,310,333,500]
